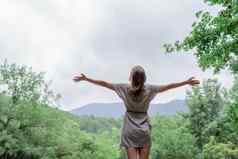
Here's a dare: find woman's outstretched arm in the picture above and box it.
[158,77,200,93]
[73,73,115,90]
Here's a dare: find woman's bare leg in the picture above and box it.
[127,148,140,159]
[138,144,150,159]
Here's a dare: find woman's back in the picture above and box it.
[113,83,161,113]
[112,83,161,149]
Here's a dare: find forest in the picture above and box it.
[1,0,238,158]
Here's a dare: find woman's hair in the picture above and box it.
[129,65,147,96]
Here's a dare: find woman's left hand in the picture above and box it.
[186,77,200,86]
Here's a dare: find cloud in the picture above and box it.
[0,0,232,110]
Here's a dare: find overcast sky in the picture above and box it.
[0,0,233,111]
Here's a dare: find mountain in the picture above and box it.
[70,99,188,118]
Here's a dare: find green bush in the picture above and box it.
[151,114,199,159]
[202,137,238,159]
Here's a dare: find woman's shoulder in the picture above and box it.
[145,83,161,92]
[144,83,154,89]
[113,83,130,87]
[112,83,130,90]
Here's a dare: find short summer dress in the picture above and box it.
[112,83,161,149]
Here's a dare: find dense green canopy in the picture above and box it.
[0,60,238,159]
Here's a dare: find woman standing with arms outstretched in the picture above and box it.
[73,65,200,159]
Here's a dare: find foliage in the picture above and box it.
[202,136,238,159]
[186,79,224,149]
[0,59,238,159]
[151,114,199,159]
[0,61,112,159]
[0,94,99,159]
[222,76,238,143]
[0,59,60,105]
[164,0,238,158]
[165,0,238,74]
[94,129,121,159]
[77,115,122,134]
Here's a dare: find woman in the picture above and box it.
[73,65,200,159]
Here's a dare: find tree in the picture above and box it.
[0,60,61,158]
[164,0,238,156]
[94,128,121,159]
[0,59,60,105]
[223,75,238,138]
[77,115,122,134]
[151,114,199,159]
[0,61,98,159]
[202,136,238,159]
[186,79,224,149]
[165,0,238,74]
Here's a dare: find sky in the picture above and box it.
[0,0,233,111]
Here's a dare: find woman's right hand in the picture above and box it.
[186,77,200,86]
[73,73,87,82]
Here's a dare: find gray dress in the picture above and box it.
[112,83,161,149]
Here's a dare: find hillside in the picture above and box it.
[71,99,188,118]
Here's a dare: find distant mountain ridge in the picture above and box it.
[71,99,188,118]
